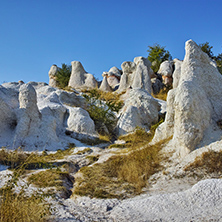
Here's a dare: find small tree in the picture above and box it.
[56,63,72,89]
[199,42,214,59]
[147,44,172,73]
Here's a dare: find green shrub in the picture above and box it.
[147,43,172,73]
[55,63,72,89]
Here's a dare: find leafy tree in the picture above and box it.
[56,63,72,89]
[147,44,172,73]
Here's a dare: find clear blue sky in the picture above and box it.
[0,0,222,84]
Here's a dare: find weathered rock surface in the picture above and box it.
[99,75,113,92]
[153,39,222,156]
[172,58,183,88]
[48,64,59,87]
[67,107,97,136]
[117,57,153,93]
[68,61,97,90]
[158,60,174,86]
[109,179,222,222]
[116,89,160,135]
[0,81,92,150]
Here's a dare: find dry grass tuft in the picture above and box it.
[184,150,222,174]
[0,188,50,222]
[72,138,170,199]
[28,168,71,189]
[152,86,172,101]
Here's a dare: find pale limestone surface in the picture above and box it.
[117,57,153,93]
[67,107,97,136]
[157,60,173,77]
[99,76,113,92]
[153,39,222,157]
[48,64,59,87]
[116,89,160,135]
[172,58,183,88]
[68,61,97,90]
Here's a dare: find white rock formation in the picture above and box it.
[99,75,113,92]
[116,89,160,135]
[67,107,97,136]
[153,40,222,157]
[172,58,183,88]
[117,57,153,93]
[68,61,97,90]
[0,81,93,150]
[48,65,59,87]
[158,60,174,86]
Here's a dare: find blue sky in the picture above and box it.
[0,0,222,84]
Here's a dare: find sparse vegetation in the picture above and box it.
[152,86,172,101]
[73,138,170,199]
[184,150,222,174]
[82,89,123,136]
[28,168,72,189]
[75,148,92,155]
[0,188,50,222]
[0,146,75,170]
[0,155,51,222]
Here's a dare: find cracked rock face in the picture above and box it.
[153,40,222,157]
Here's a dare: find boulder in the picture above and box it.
[158,60,173,77]
[158,60,174,86]
[116,89,160,135]
[67,107,97,135]
[153,40,222,157]
[68,61,97,90]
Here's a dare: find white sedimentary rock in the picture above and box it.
[68,61,97,90]
[116,89,160,135]
[153,40,222,156]
[117,57,153,93]
[48,65,59,87]
[109,179,222,221]
[99,75,113,92]
[67,107,97,135]
[172,58,183,88]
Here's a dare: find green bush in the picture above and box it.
[56,63,72,89]
[147,43,172,73]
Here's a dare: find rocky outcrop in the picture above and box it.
[48,65,59,87]
[68,61,97,90]
[99,75,113,92]
[116,89,160,135]
[153,40,222,157]
[117,57,153,93]
[0,82,93,150]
